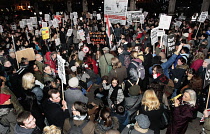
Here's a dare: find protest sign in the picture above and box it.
[64,13,69,21]
[97,14,101,20]
[140,14,145,24]
[70,13,73,19]
[73,18,77,25]
[57,55,66,84]
[55,38,61,46]
[151,28,158,45]
[104,0,128,25]
[45,14,50,21]
[31,17,37,24]
[89,32,106,44]
[42,22,48,28]
[167,35,175,56]
[16,48,35,63]
[48,20,53,27]
[22,19,27,26]
[52,19,58,28]
[204,64,210,89]
[90,14,93,19]
[41,27,50,40]
[67,29,73,36]
[28,24,33,31]
[157,29,165,37]
[19,21,25,28]
[158,15,172,30]
[11,25,17,30]
[175,21,182,28]
[198,11,208,23]
[0,25,3,33]
[35,30,39,36]
[54,15,61,23]
[73,12,78,18]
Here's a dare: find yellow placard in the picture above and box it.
[41,27,49,40]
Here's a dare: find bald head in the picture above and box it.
[35,54,43,62]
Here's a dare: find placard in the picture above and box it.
[198,11,208,23]
[158,15,172,30]
[97,14,101,20]
[55,38,61,46]
[41,27,50,40]
[67,29,73,36]
[42,22,48,28]
[151,28,158,45]
[45,14,50,21]
[57,55,66,84]
[0,25,3,33]
[16,48,35,63]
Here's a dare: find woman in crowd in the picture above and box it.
[166,89,197,134]
[102,77,124,108]
[108,57,127,85]
[95,107,119,134]
[139,89,164,134]
[190,51,205,72]
[63,101,95,134]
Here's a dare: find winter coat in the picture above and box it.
[99,53,114,77]
[102,84,124,107]
[65,87,88,115]
[14,124,42,134]
[190,59,204,72]
[128,58,143,82]
[108,66,127,85]
[94,116,119,134]
[121,123,154,134]
[139,104,164,134]
[166,103,197,134]
[35,60,44,73]
[124,95,142,117]
[63,118,95,134]
[44,52,57,71]
[42,99,70,128]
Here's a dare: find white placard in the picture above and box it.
[198,11,208,23]
[97,14,101,20]
[67,29,73,36]
[151,28,158,45]
[56,12,60,15]
[57,55,66,84]
[140,14,145,24]
[157,29,165,37]
[28,24,33,31]
[22,19,27,26]
[64,14,69,21]
[30,17,37,24]
[48,20,52,27]
[19,21,24,28]
[73,18,77,25]
[90,14,93,19]
[70,13,74,19]
[42,22,48,28]
[11,25,17,30]
[158,15,172,30]
[45,14,50,21]
[55,38,61,46]
[0,25,3,33]
[35,30,39,36]
[52,19,58,28]
[175,21,182,28]
[73,12,78,18]
[104,0,128,25]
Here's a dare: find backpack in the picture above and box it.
[131,62,145,80]
[68,119,88,134]
[124,55,131,68]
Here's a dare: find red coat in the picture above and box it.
[85,57,98,74]
[44,52,57,71]
[190,59,204,72]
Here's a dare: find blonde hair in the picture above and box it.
[22,73,35,90]
[111,57,122,69]
[141,89,160,111]
[193,52,205,61]
[43,125,61,134]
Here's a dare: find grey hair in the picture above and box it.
[184,89,196,106]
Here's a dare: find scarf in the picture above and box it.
[110,85,119,104]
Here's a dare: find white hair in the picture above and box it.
[185,89,196,106]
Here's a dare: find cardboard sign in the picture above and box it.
[16,48,35,63]
[158,15,172,30]
[67,29,73,36]
[151,28,158,45]
[41,27,50,40]
[57,55,66,84]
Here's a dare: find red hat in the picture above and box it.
[0,94,11,105]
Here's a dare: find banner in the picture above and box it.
[204,64,210,88]
[151,28,158,45]
[57,55,66,84]
[158,15,172,30]
[198,11,208,23]
[104,0,128,25]
[16,48,35,63]
[89,32,106,44]
[41,27,50,40]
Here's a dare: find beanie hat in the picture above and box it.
[71,66,77,72]
[204,59,210,64]
[68,77,79,88]
[135,114,150,129]
[0,94,11,105]
[129,85,140,96]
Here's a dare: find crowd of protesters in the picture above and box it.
[0,11,210,134]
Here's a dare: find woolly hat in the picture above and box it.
[135,114,150,129]
[71,66,77,72]
[102,47,109,51]
[0,94,11,105]
[129,85,140,96]
[204,59,210,64]
[68,77,79,88]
